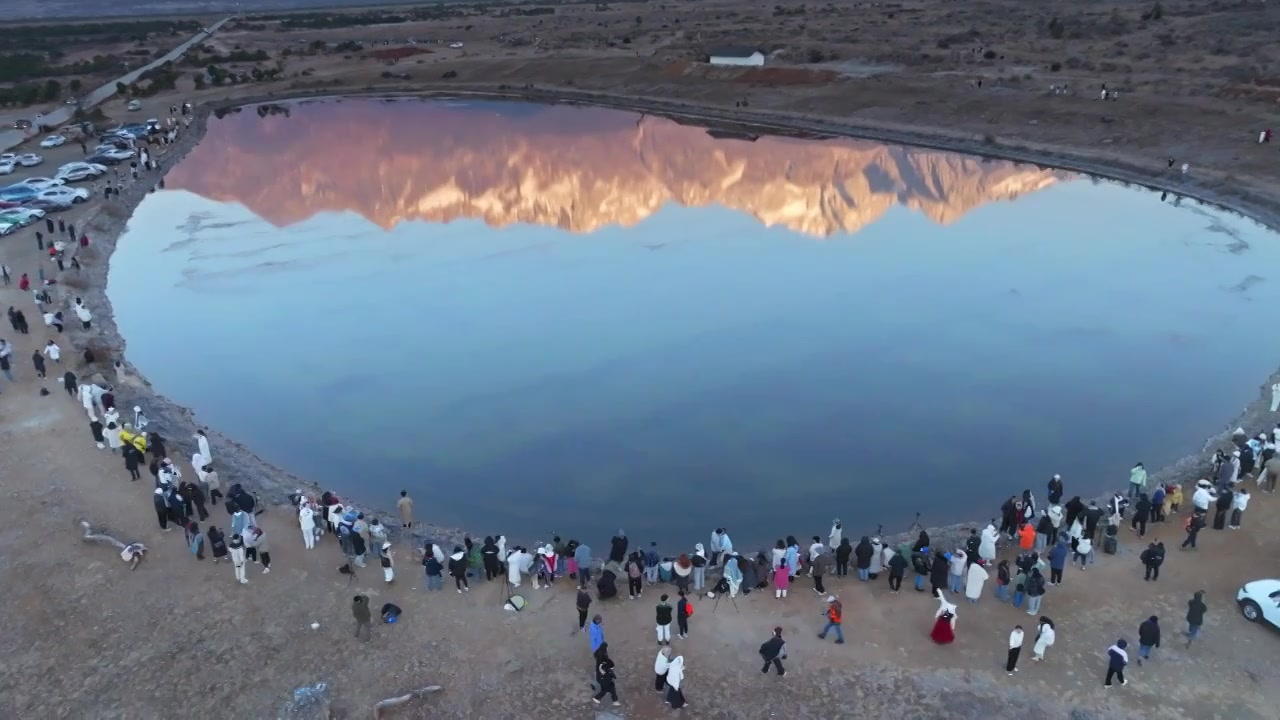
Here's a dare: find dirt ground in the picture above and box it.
[3,0,1280,717]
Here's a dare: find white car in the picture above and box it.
[93,147,136,161]
[0,207,46,225]
[55,162,106,182]
[127,99,142,111]
[6,176,65,191]
[40,135,67,148]
[0,221,21,236]
[16,153,42,167]
[0,159,13,175]
[30,186,89,207]
[1238,579,1280,628]
[450,42,464,49]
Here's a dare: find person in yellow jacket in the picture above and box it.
[119,427,148,454]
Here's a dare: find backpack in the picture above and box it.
[684,602,693,618]
[627,561,641,579]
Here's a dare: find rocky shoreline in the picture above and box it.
[64,87,1280,559]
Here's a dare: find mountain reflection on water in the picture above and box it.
[110,98,1280,548]
[166,99,1064,237]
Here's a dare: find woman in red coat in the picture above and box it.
[931,591,957,644]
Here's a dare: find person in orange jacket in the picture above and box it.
[1017,521,1036,551]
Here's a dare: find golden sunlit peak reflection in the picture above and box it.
[166,100,1068,237]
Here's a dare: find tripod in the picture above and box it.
[906,512,924,535]
[711,581,739,614]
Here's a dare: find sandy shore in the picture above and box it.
[64,86,1280,560]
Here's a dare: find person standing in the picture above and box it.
[1230,487,1250,528]
[655,594,673,645]
[964,556,988,603]
[818,596,844,644]
[690,543,707,590]
[665,655,686,709]
[834,538,852,577]
[448,546,470,593]
[1073,536,1093,568]
[887,548,907,592]
[152,488,169,531]
[1104,639,1129,687]
[1140,541,1164,581]
[228,533,247,585]
[625,552,644,600]
[352,594,372,641]
[853,536,873,581]
[1186,591,1207,647]
[1048,537,1067,586]
[994,559,1010,602]
[654,647,671,694]
[397,490,413,529]
[1137,615,1160,665]
[207,525,227,564]
[1131,493,1150,537]
[31,350,45,379]
[1025,568,1046,615]
[247,526,271,573]
[676,590,691,639]
[73,298,91,330]
[1129,462,1147,498]
[947,549,967,594]
[574,584,592,632]
[124,445,142,480]
[299,501,316,550]
[811,548,830,594]
[759,627,786,676]
[1032,617,1055,661]
[1006,625,1024,675]
[381,542,395,583]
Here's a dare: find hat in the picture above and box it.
[382,542,392,550]
[1233,450,1241,457]
[827,595,837,603]
[154,488,163,495]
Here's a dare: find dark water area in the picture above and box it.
[108,98,1280,550]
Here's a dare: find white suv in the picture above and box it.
[1237,579,1280,628]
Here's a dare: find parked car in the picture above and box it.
[25,197,72,212]
[1238,579,1280,627]
[54,162,106,182]
[13,119,31,130]
[29,186,89,207]
[0,207,46,226]
[16,153,42,167]
[0,220,21,236]
[89,148,135,163]
[39,135,67,148]
[4,177,65,191]
[0,186,37,202]
[127,99,143,111]
[0,159,13,176]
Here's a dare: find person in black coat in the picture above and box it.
[911,530,930,553]
[1105,639,1129,687]
[854,537,874,581]
[152,488,170,530]
[1140,541,1165,581]
[124,445,142,480]
[910,549,931,592]
[835,538,852,577]
[739,553,759,593]
[1064,495,1085,530]
[207,526,228,564]
[999,496,1019,537]
[929,551,949,597]
[609,530,628,564]
[1131,494,1151,537]
[1047,474,1064,505]
[1137,616,1161,665]
[1083,502,1104,539]
[887,551,907,592]
[1213,488,1233,530]
[964,529,981,561]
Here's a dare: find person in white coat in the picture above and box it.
[381,542,395,583]
[828,520,843,550]
[1047,505,1064,543]
[507,547,530,588]
[1032,617,1056,661]
[298,501,317,550]
[196,429,212,465]
[964,560,989,603]
[104,421,123,454]
[73,298,92,329]
[654,647,671,695]
[78,383,96,421]
[808,536,825,563]
[979,523,998,564]
[665,655,686,709]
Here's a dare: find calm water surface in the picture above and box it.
[108,99,1280,547]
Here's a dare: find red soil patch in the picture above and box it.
[366,47,434,62]
[733,66,841,85]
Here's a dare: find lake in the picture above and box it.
[108,97,1280,548]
